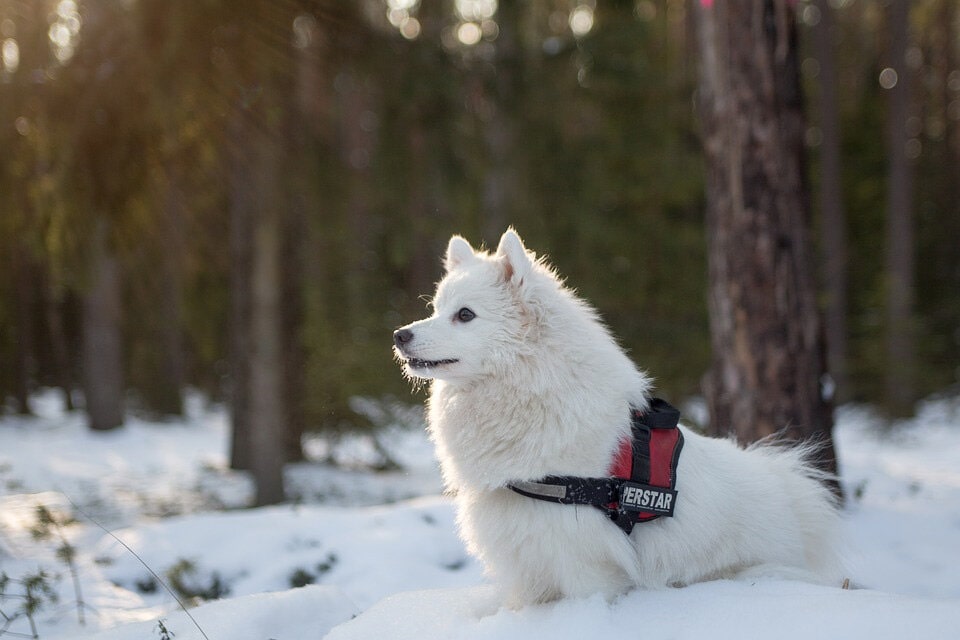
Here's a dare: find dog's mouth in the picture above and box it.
[405,357,459,369]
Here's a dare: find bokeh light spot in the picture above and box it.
[879,67,898,90]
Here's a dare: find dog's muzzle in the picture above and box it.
[393,327,458,369]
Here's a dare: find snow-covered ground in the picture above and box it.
[1,390,959,639]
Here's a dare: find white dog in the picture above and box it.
[393,229,843,607]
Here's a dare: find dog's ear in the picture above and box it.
[445,235,476,272]
[496,228,533,285]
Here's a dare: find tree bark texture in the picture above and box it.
[693,0,838,477]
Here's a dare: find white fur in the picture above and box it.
[394,229,844,607]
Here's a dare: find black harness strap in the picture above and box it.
[508,477,620,506]
[641,397,682,428]
[507,398,683,535]
[631,421,652,486]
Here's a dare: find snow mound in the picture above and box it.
[93,497,481,611]
[326,580,960,640]
[72,584,357,640]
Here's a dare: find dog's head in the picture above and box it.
[393,228,546,383]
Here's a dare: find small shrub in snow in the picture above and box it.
[288,568,315,588]
[165,559,230,604]
[317,552,338,575]
[155,618,175,639]
[0,569,58,639]
[135,576,160,594]
[288,553,338,589]
[29,505,87,626]
[0,504,90,637]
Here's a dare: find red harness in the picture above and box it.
[508,398,685,534]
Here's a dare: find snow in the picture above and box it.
[71,585,358,640]
[2,390,959,640]
[327,581,960,640]
[834,398,960,599]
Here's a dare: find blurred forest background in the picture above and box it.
[1,0,958,447]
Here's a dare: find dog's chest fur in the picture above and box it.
[426,377,634,492]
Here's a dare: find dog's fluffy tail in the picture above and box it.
[748,437,848,584]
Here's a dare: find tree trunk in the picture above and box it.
[82,220,124,431]
[693,0,839,482]
[281,163,307,464]
[224,1,290,499]
[143,167,186,418]
[227,101,288,504]
[228,106,254,472]
[249,161,287,505]
[11,245,34,415]
[43,285,75,411]
[882,0,916,417]
[811,0,849,403]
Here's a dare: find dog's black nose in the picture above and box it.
[393,328,414,349]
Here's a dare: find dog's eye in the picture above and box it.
[456,307,476,323]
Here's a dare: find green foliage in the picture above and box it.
[288,552,338,589]
[25,504,87,626]
[155,618,175,640]
[0,505,86,638]
[164,559,230,604]
[0,502,96,637]
[800,1,960,407]
[0,569,58,639]
[0,0,957,427]
[287,568,315,589]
